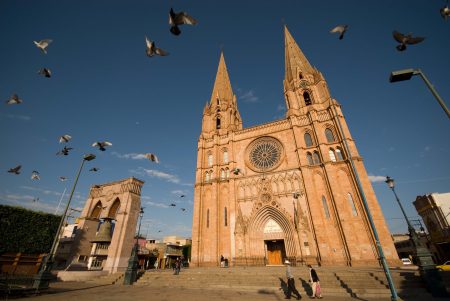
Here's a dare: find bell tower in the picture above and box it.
[283,26,332,116]
[201,52,242,138]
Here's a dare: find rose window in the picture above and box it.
[246,137,283,172]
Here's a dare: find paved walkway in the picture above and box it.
[10,281,450,301]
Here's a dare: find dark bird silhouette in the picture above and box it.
[38,68,51,78]
[59,176,67,181]
[8,165,21,174]
[180,195,185,198]
[89,167,99,172]
[330,24,348,40]
[5,94,22,105]
[59,134,72,143]
[57,146,73,156]
[92,141,112,151]
[145,153,159,163]
[32,197,39,202]
[158,230,162,233]
[33,39,52,54]
[169,8,197,36]
[31,170,40,180]
[393,30,425,51]
[441,4,450,20]
[145,36,169,57]
[181,208,186,212]
[170,203,176,207]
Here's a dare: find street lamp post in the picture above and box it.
[33,154,96,290]
[124,207,144,285]
[385,176,448,297]
[389,68,450,119]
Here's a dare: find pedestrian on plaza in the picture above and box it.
[220,255,225,267]
[174,258,181,275]
[284,259,302,300]
[308,264,322,299]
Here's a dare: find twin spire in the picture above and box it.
[210,26,315,104]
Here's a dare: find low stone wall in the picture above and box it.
[57,270,108,282]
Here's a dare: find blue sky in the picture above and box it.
[1,0,449,239]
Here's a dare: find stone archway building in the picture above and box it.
[191,27,399,267]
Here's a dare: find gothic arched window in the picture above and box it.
[223,150,228,164]
[306,152,313,165]
[303,92,312,106]
[224,207,228,227]
[336,148,344,161]
[312,151,321,165]
[347,193,358,216]
[108,198,120,218]
[216,117,221,129]
[90,201,102,219]
[205,171,210,182]
[207,152,213,167]
[220,169,225,180]
[329,148,336,162]
[226,168,230,178]
[325,128,335,143]
[322,196,330,219]
[304,133,313,147]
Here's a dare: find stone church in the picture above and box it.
[191,27,399,267]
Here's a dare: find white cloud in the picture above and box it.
[171,190,186,195]
[6,114,31,121]
[276,104,285,111]
[424,146,431,152]
[0,193,58,213]
[143,200,169,208]
[368,175,387,183]
[130,167,180,184]
[239,90,258,103]
[111,152,147,160]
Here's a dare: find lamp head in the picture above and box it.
[385,176,395,188]
[84,154,96,161]
[139,207,144,217]
[389,69,417,83]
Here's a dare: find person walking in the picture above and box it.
[308,265,322,299]
[285,260,302,300]
[174,258,181,275]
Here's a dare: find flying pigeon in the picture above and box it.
[180,195,185,198]
[38,68,52,78]
[31,170,40,180]
[92,141,112,151]
[56,146,73,156]
[8,165,21,174]
[5,94,22,105]
[392,31,425,51]
[169,8,197,36]
[170,203,176,207]
[181,208,186,212]
[158,230,162,233]
[441,5,450,20]
[59,134,72,143]
[32,197,39,202]
[145,153,159,163]
[145,36,169,57]
[89,167,99,172]
[59,176,67,181]
[33,39,52,54]
[330,25,348,40]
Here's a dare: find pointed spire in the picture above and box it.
[210,52,234,105]
[284,26,315,84]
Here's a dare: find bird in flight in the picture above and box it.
[31,170,40,180]
[59,176,67,181]
[158,230,162,233]
[92,141,112,151]
[170,203,176,207]
[89,167,99,172]
[169,7,197,36]
[8,165,21,174]
[392,31,425,51]
[5,94,22,105]
[59,134,72,143]
[180,195,185,198]
[181,208,186,212]
[32,197,39,202]
[330,24,348,40]
[38,68,52,78]
[441,4,450,20]
[33,39,52,54]
[57,146,73,156]
[145,153,159,163]
[145,36,169,57]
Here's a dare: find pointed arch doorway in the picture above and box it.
[264,219,286,265]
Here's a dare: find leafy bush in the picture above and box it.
[0,205,60,254]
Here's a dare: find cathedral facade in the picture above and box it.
[191,27,399,267]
